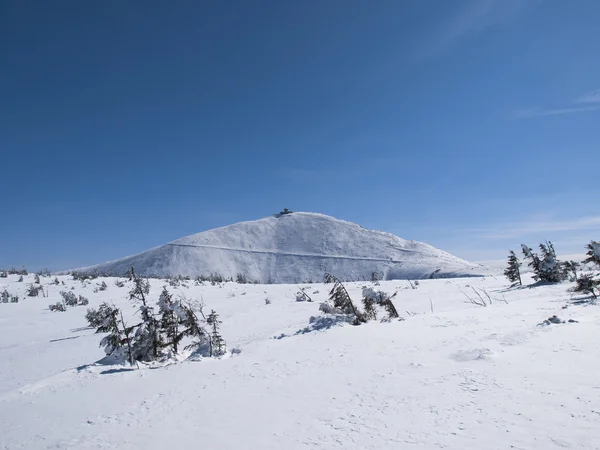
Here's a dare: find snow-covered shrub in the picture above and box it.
[236,273,247,284]
[362,288,400,319]
[27,284,43,297]
[521,242,565,283]
[78,295,89,306]
[10,294,19,303]
[49,302,66,312]
[114,279,125,288]
[1,289,9,303]
[0,271,7,278]
[98,281,108,291]
[53,277,60,285]
[318,302,338,315]
[17,275,23,282]
[562,260,580,282]
[8,267,27,275]
[34,274,40,284]
[265,298,271,305]
[569,274,599,299]
[60,291,78,306]
[584,241,600,268]
[86,303,120,329]
[323,273,365,324]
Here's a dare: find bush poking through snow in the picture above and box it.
[324,273,366,324]
[49,302,66,312]
[1,289,9,303]
[27,284,43,297]
[584,241,600,268]
[521,242,565,283]
[361,288,400,319]
[86,303,120,329]
[60,291,78,306]
[569,274,599,300]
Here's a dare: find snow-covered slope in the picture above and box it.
[1,272,599,449]
[80,212,483,282]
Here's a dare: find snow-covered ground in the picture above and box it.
[79,212,484,282]
[1,271,599,449]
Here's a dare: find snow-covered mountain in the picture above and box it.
[79,212,483,282]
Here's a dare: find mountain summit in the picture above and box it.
[80,212,482,282]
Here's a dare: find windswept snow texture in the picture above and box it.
[80,212,483,282]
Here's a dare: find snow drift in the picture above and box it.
[78,212,483,282]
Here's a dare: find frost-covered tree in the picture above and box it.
[207,310,226,357]
[504,250,522,286]
[128,267,162,361]
[157,286,182,354]
[569,274,599,299]
[362,295,377,320]
[98,307,136,365]
[180,300,211,354]
[17,275,23,283]
[34,274,40,284]
[324,273,365,324]
[86,302,119,329]
[362,288,399,319]
[27,284,43,297]
[60,291,78,306]
[521,242,564,283]
[584,241,600,268]
[562,260,580,281]
[1,289,9,303]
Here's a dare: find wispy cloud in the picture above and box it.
[515,88,600,119]
[471,215,600,239]
[514,105,600,118]
[576,89,600,104]
[415,0,537,63]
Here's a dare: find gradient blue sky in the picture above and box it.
[2,0,599,271]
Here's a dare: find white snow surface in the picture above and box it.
[78,212,483,282]
[1,271,600,449]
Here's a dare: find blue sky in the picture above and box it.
[2,0,599,270]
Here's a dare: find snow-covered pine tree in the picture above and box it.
[362,288,399,319]
[362,295,377,320]
[1,289,9,303]
[128,267,162,361]
[562,260,580,281]
[521,244,540,276]
[324,273,365,324]
[584,241,600,268]
[569,274,599,299]
[538,241,564,282]
[521,242,564,282]
[504,250,522,286]
[157,286,181,354]
[207,309,226,357]
[86,302,119,330]
[180,300,211,354]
